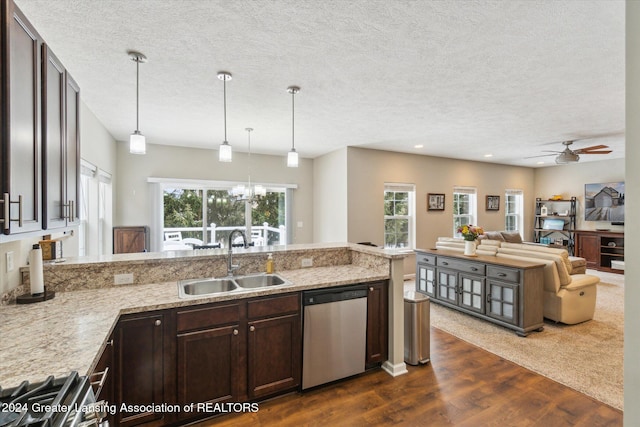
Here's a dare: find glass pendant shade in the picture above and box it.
[219,141,232,162]
[129,131,146,155]
[287,149,299,167]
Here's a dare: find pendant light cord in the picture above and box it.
[291,90,295,150]
[136,58,140,132]
[223,78,228,142]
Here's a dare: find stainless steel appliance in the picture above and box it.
[0,371,108,426]
[302,285,368,390]
[404,290,431,365]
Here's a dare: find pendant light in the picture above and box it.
[218,71,233,162]
[287,86,300,167]
[128,51,147,154]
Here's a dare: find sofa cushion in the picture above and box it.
[497,247,572,286]
[496,253,560,293]
[481,231,505,241]
[501,242,573,275]
[500,231,523,243]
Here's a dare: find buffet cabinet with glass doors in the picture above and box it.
[415,249,546,336]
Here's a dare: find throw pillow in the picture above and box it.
[483,231,505,241]
[500,231,523,243]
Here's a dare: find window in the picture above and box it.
[79,160,112,256]
[159,180,290,248]
[453,187,477,237]
[384,184,415,249]
[505,189,524,232]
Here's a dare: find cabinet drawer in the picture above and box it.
[176,302,241,333]
[416,253,436,265]
[437,258,485,275]
[248,293,300,319]
[487,266,520,283]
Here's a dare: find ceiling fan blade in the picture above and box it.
[576,144,609,152]
[578,150,613,155]
[524,153,556,159]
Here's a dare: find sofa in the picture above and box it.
[434,236,599,324]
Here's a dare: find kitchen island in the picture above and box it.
[0,243,410,388]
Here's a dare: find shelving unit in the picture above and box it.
[533,197,577,255]
[575,230,624,274]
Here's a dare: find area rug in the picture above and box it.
[411,270,624,410]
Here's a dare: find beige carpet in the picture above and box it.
[408,270,624,410]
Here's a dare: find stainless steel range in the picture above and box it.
[0,371,108,427]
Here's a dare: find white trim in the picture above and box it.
[147,176,298,190]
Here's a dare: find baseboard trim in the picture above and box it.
[381,361,409,377]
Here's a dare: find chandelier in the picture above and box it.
[229,128,266,201]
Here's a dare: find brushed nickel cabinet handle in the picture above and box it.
[233,329,239,336]
[250,325,256,332]
[154,319,162,326]
[1,193,9,232]
[369,287,374,292]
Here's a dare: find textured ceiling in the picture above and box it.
[14,0,625,167]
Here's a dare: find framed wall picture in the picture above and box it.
[427,193,445,211]
[486,195,500,211]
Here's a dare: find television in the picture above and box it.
[584,182,625,223]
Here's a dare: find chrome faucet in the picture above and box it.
[227,229,248,276]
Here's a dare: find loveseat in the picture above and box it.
[434,236,599,324]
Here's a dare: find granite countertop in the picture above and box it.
[0,264,388,387]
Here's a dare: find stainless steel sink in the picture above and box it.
[178,278,238,297]
[178,273,291,298]
[234,273,290,289]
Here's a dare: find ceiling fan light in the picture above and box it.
[129,130,146,154]
[555,152,579,164]
[219,141,232,162]
[287,149,299,168]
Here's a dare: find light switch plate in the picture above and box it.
[301,258,313,268]
[114,273,134,285]
[6,251,14,272]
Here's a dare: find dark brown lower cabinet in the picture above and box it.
[91,337,114,426]
[114,311,170,427]
[366,281,388,367]
[247,294,301,399]
[175,302,244,424]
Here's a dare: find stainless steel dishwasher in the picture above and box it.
[302,285,368,390]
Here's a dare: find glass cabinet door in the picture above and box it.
[459,274,485,313]
[417,264,436,297]
[437,269,457,303]
[486,280,518,325]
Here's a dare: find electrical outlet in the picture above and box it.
[301,258,313,268]
[6,251,14,272]
[114,273,134,285]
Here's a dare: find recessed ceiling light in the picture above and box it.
[484,154,493,158]
[414,144,424,149]
[537,161,545,165]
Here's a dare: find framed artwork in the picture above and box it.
[486,195,500,211]
[427,193,445,211]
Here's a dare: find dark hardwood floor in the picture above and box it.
[195,327,622,426]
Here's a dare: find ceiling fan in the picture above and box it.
[527,141,612,164]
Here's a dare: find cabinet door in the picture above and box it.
[177,325,241,408]
[486,280,518,325]
[416,264,436,297]
[437,269,457,304]
[64,73,80,225]
[2,2,43,234]
[247,313,301,399]
[576,233,599,268]
[459,273,484,313]
[366,281,388,366]
[115,313,166,427]
[42,44,66,229]
[113,227,148,253]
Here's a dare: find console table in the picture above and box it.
[415,248,545,336]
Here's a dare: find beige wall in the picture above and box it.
[313,148,348,242]
[114,142,314,247]
[625,2,639,423]
[533,158,625,233]
[345,147,536,247]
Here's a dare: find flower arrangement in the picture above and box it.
[457,224,484,241]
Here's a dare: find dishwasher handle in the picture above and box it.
[303,285,368,306]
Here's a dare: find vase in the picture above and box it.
[464,240,476,256]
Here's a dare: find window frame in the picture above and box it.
[383,183,416,249]
[453,186,477,237]
[505,189,524,233]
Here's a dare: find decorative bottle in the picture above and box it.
[540,205,548,217]
[266,253,274,274]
